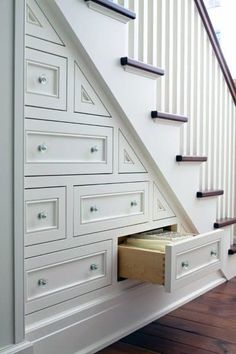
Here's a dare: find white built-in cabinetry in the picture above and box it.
[24,0,223,336]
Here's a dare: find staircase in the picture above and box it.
[52,0,236,239]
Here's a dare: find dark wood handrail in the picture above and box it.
[194,0,236,105]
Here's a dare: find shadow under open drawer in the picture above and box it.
[118,229,223,292]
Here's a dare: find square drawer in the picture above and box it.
[118,230,223,292]
[26,48,67,110]
[25,240,112,313]
[25,187,66,246]
[25,119,113,175]
[74,182,149,236]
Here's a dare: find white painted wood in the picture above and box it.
[24,119,113,175]
[165,229,223,292]
[26,271,225,354]
[153,183,175,220]
[25,187,66,246]
[74,61,111,117]
[14,0,25,345]
[26,0,64,46]
[25,48,67,110]
[121,0,236,235]
[118,129,147,173]
[0,342,33,354]
[52,0,218,233]
[25,240,112,313]
[0,0,26,349]
[74,182,149,235]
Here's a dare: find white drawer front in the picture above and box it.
[25,119,113,175]
[176,241,220,280]
[26,48,67,110]
[74,182,149,236]
[25,240,112,313]
[25,187,66,246]
[165,230,223,292]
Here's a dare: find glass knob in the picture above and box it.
[38,212,47,220]
[211,250,217,257]
[38,75,47,84]
[38,278,47,286]
[90,146,99,153]
[90,206,98,212]
[90,264,98,271]
[131,201,137,207]
[38,143,47,152]
[181,261,189,269]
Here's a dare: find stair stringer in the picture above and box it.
[50,0,217,233]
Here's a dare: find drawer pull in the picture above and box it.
[90,206,98,212]
[181,261,189,269]
[38,143,48,152]
[90,146,99,153]
[38,212,47,220]
[211,250,218,257]
[38,75,48,84]
[38,278,47,286]
[90,264,98,271]
[131,201,138,207]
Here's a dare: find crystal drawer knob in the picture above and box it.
[38,143,47,152]
[38,75,47,84]
[38,278,47,286]
[211,250,217,257]
[90,264,98,271]
[181,261,189,269]
[90,146,99,153]
[131,201,137,207]
[90,206,98,212]
[38,212,47,220]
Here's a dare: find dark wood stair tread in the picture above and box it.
[120,57,164,76]
[214,218,236,229]
[228,244,236,255]
[196,190,224,198]
[84,0,136,20]
[176,155,207,162]
[151,111,188,122]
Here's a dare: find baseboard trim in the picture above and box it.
[0,342,33,354]
[28,273,225,354]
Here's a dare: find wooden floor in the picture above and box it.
[98,278,236,354]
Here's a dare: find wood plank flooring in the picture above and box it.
[98,278,236,353]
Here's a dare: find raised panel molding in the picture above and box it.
[118,130,147,173]
[153,183,175,220]
[26,0,64,46]
[74,61,111,117]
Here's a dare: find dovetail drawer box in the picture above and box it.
[118,230,223,292]
[25,119,113,176]
[25,187,66,246]
[74,182,149,236]
[25,240,112,314]
[25,48,67,110]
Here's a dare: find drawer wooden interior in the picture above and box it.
[118,225,176,285]
[119,244,165,285]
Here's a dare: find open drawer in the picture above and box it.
[118,229,223,292]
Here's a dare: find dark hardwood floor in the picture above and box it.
[98,278,236,354]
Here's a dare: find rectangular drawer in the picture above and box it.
[25,119,113,175]
[26,48,67,110]
[74,182,149,236]
[118,230,223,292]
[25,187,66,246]
[25,240,112,313]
